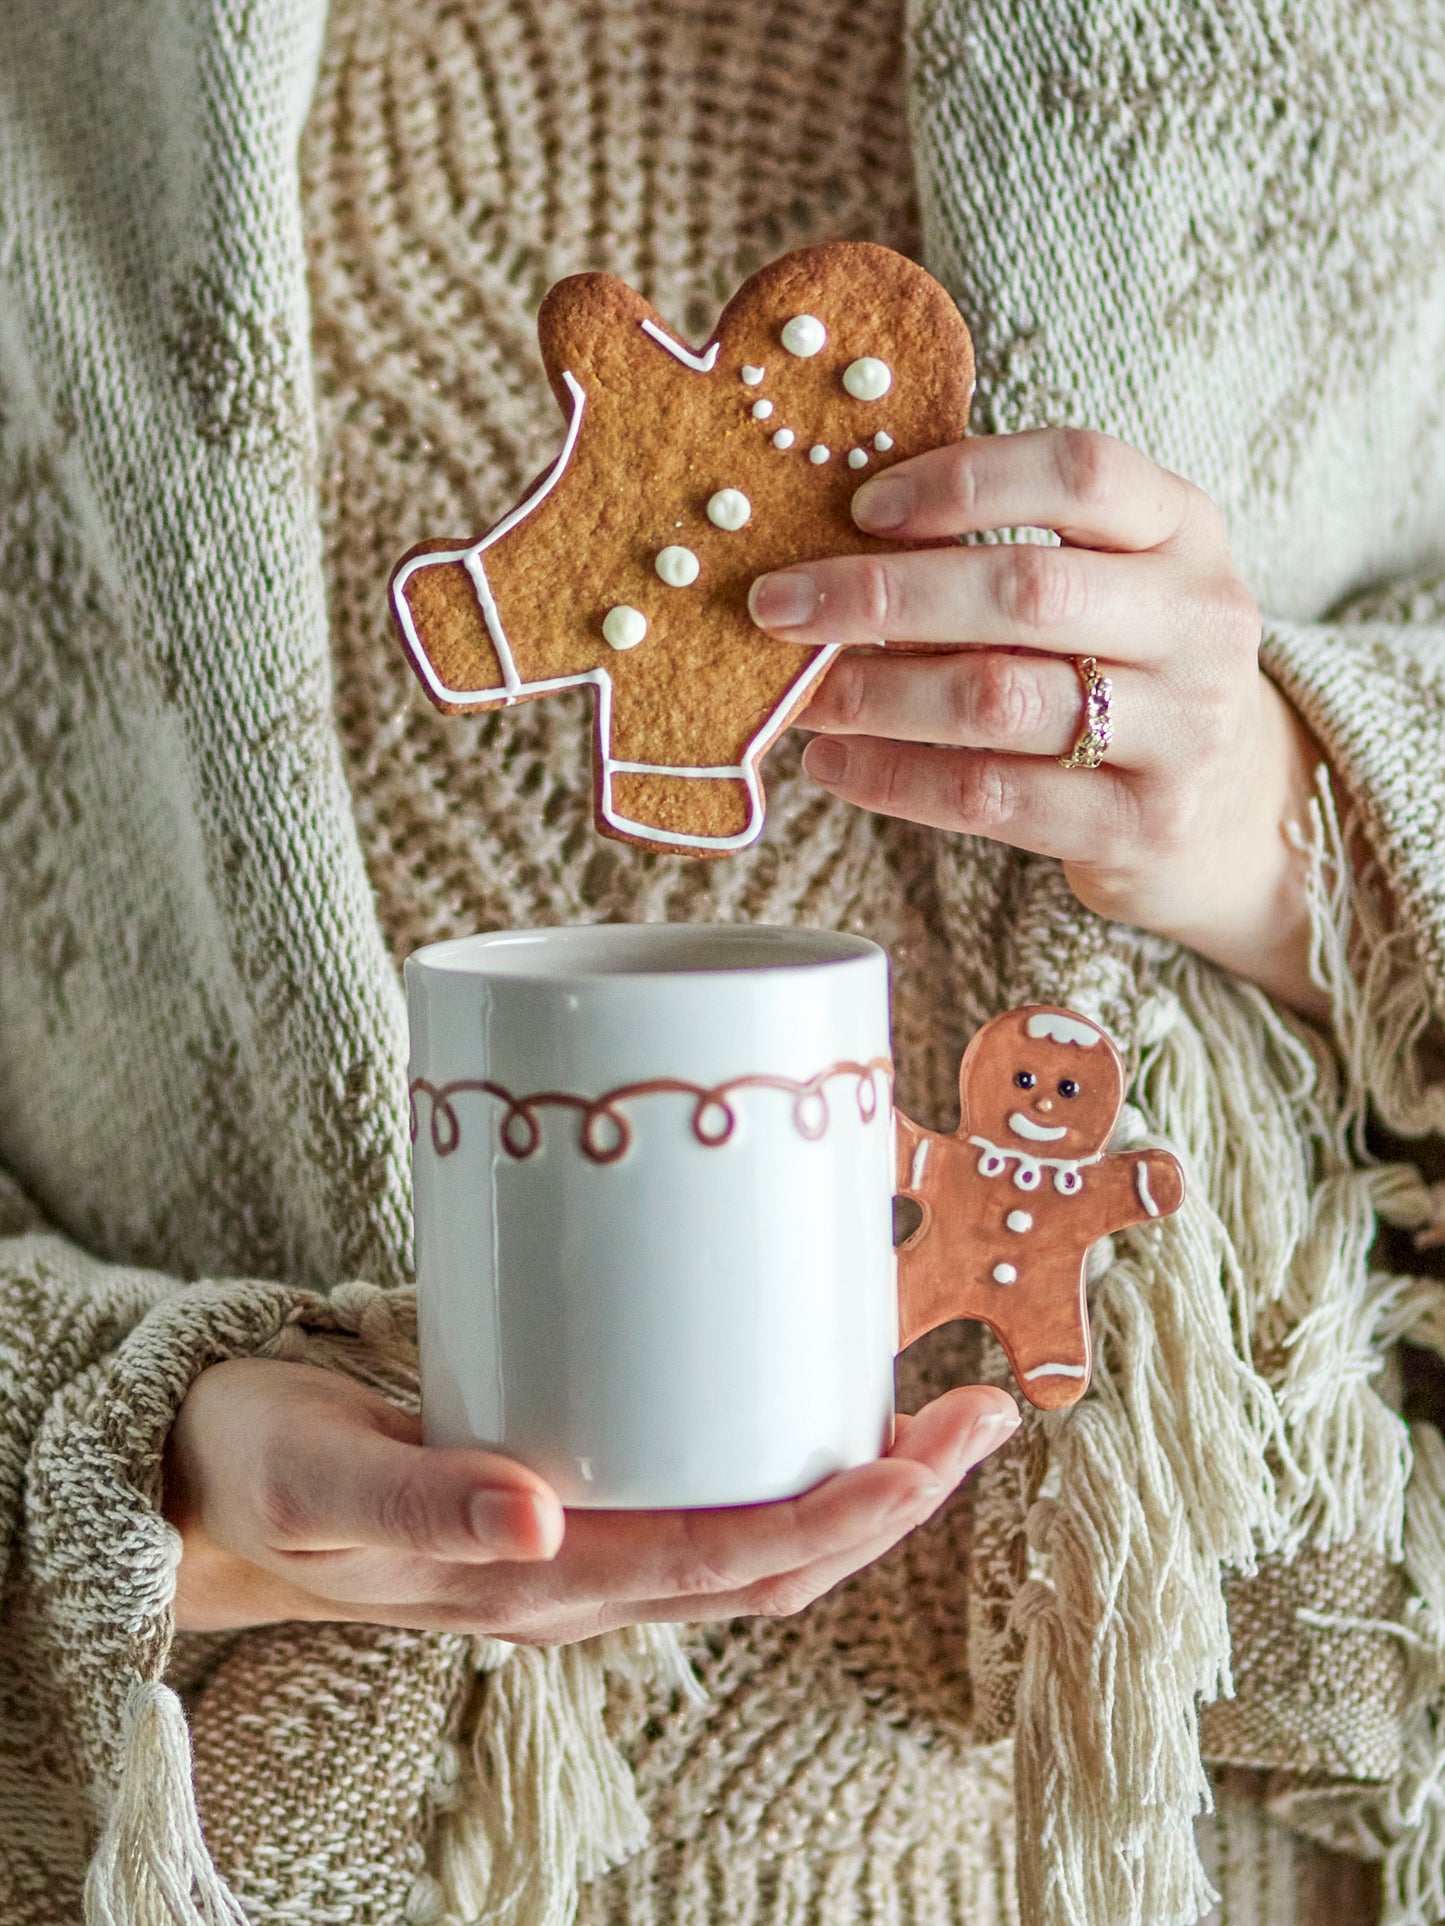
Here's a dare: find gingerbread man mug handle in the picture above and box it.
[893,1006,1185,1411]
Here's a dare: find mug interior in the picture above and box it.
[411,924,881,979]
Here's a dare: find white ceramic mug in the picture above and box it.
[406,924,898,1508]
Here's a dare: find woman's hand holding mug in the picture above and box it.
[164,1358,1019,1639]
[165,925,1028,1637]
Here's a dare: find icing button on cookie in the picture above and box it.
[874,431,894,451]
[843,356,892,400]
[781,314,826,357]
[771,428,795,450]
[809,445,830,465]
[655,545,701,587]
[751,399,774,420]
[741,364,766,385]
[847,448,868,469]
[706,488,751,530]
[602,605,647,650]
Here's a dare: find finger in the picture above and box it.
[884,1384,1020,1474]
[801,735,1144,864]
[593,1388,1022,1629]
[550,1382,1018,1607]
[802,649,1157,768]
[748,543,1177,657]
[259,1400,565,1564]
[268,1452,945,1622]
[849,427,1206,553]
[551,1457,941,1602]
[265,1390,1023,1634]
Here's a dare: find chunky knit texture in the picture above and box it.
[3,0,1445,1923]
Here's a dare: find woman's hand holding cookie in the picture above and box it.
[750,428,1328,1016]
[163,1358,1019,1640]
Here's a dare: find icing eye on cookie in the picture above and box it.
[1014,1070,1036,1090]
[1058,1078,1080,1098]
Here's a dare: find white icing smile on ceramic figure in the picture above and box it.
[1008,1111,1069,1142]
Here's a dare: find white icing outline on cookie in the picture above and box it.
[390,363,839,853]
[639,319,720,373]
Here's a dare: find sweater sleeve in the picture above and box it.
[1261,591,1445,1158]
[0,1180,355,1922]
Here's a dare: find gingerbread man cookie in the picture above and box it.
[894,1006,1185,1410]
[389,243,974,856]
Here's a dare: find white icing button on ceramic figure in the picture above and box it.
[1006,1209,1033,1233]
[741,364,766,385]
[843,356,892,401]
[602,605,647,650]
[706,488,752,530]
[847,448,868,469]
[654,545,700,588]
[751,399,774,420]
[781,314,827,358]
[992,1263,1019,1285]
[809,444,830,464]
[771,428,795,449]
[874,431,894,451]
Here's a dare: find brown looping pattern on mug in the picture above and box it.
[408,1058,895,1165]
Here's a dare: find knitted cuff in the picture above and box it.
[1261,615,1445,1023]
[7,1237,352,1923]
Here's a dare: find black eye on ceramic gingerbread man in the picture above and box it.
[894,1006,1185,1410]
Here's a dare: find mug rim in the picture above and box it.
[406,923,884,982]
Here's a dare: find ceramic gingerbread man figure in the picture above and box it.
[894,1005,1185,1410]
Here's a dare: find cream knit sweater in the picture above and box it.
[3,3,1445,1925]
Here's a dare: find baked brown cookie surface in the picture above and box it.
[390,242,975,855]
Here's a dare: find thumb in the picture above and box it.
[268,1378,566,1563]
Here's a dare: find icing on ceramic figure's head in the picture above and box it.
[964,1007,1122,1159]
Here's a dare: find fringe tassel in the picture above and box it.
[1293,768,1445,1147]
[418,1627,702,1926]
[84,1679,248,1926]
[1014,807,1427,1926]
[1014,972,1293,1926]
[1363,1420,1445,1926]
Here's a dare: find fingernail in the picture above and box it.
[852,474,912,532]
[748,571,818,629]
[469,1489,536,1547]
[955,1405,1021,1478]
[804,736,847,783]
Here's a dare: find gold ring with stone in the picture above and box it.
[1058,656,1113,770]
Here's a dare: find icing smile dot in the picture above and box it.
[781,314,826,357]
[706,488,751,530]
[873,431,893,452]
[843,356,892,401]
[771,428,795,449]
[809,444,830,464]
[654,545,700,587]
[751,399,774,420]
[847,448,868,468]
[602,605,647,650]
